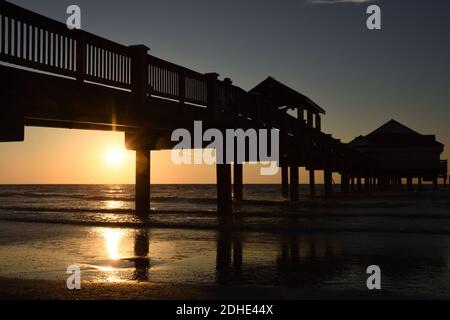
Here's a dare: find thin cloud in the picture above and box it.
[309,0,374,4]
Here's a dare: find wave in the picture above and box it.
[1,205,450,220]
[0,191,426,210]
[0,191,223,204]
[1,216,450,236]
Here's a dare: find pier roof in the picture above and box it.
[249,77,325,114]
[350,120,443,149]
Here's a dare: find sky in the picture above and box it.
[1,0,449,184]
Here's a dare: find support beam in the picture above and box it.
[281,165,289,198]
[217,163,232,215]
[135,149,150,214]
[309,170,316,196]
[290,164,299,202]
[233,163,243,201]
[324,168,333,198]
[418,177,423,191]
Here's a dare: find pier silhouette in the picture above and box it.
[0,1,446,216]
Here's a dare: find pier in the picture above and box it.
[0,1,445,216]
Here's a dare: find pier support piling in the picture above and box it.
[341,173,350,193]
[233,163,243,201]
[324,168,333,198]
[217,163,233,215]
[433,176,439,191]
[135,148,151,214]
[309,170,316,196]
[289,164,299,202]
[281,165,289,198]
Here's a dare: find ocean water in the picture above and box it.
[0,184,449,233]
[0,184,450,298]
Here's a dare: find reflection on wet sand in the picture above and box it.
[132,229,150,281]
[214,232,346,287]
[89,224,450,297]
[216,231,243,284]
[276,235,345,287]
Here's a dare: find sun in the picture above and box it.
[105,147,126,168]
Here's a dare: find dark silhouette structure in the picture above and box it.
[0,2,445,216]
[349,120,447,190]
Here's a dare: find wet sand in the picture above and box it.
[0,277,403,300]
[1,220,450,299]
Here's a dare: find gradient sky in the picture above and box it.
[1,0,449,184]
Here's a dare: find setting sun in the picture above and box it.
[105,147,126,168]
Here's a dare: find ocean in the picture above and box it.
[0,184,450,298]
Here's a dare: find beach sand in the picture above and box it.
[0,277,404,300]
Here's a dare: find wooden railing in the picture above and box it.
[0,1,307,129]
[0,1,132,90]
[0,1,78,78]
[84,34,132,89]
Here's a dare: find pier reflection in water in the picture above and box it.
[132,229,150,281]
[214,231,347,287]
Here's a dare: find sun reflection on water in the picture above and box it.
[103,200,124,210]
[101,229,125,260]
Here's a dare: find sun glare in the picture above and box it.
[105,147,126,168]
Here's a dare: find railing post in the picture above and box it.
[205,72,219,121]
[75,30,85,84]
[129,45,150,98]
[178,69,186,104]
